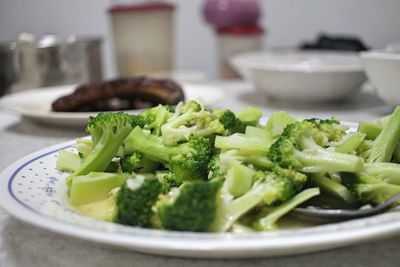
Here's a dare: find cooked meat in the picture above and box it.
[51,77,185,112]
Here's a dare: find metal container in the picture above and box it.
[0,34,103,96]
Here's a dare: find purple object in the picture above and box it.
[203,0,261,29]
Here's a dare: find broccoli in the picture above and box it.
[342,171,400,205]
[210,167,304,232]
[155,171,181,193]
[140,104,173,136]
[70,172,131,204]
[213,109,246,134]
[124,127,214,182]
[265,111,298,138]
[156,179,222,232]
[236,106,263,126]
[352,174,400,205]
[309,173,356,203]
[366,106,400,163]
[160,101,224,145]
[362,162,400,185]
[306,118,346,143]
[334,132,366,154]
[252,188,320,231]
[121,152,160,173]
[215,133,273,155]
[66,112,136,189]
[267,120,363,173]
[56,150,82,173]
[73,138,92,159]
[115,175,163,227]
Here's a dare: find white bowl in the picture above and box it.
[230,50,366,102]
[360,50,400,106]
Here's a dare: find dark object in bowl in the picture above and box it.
[51,77,185,112]
[300,33,369,52]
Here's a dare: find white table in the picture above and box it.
[0,82,398,267]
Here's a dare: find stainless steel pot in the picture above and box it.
[0,34,103,96]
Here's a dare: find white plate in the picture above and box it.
[1,126,400,258]
[0,83,225,127]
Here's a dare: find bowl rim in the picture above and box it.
[230,50,364,73]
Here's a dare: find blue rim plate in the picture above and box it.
[1,125,400,258]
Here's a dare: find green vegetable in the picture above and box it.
[56,150,82,172]
[70,172,131,204]
[367,106,400,163]
[268,120,363,173]
[125,127,214,182]
[66,112,136,189]
[157,179,222,232]
[115,175,162,227]
[253,188,320,231]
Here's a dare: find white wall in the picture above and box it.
[1,0,400,79]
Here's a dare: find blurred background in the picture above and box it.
[1,0,399,79]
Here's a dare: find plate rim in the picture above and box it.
[1,125,400,257]
[0,84,225,125]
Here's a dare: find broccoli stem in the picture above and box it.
[70,172,131,204]
[363,163,400,185]
[295,149,363,173]
[210,183,269,232]
[357,121,382,140]
[355,183,400,204]
[124,127,190,163]
[335,133,366,154]
[226,162,254,197]
[243,156,274,170]
[310,174,356,203]
[265,111,298,138]
[393,143,400,163]
[368,106,400,163]
[253,188,320,231]
[237,107,263,126]
[215,134,273,153]
[56,150,82,173]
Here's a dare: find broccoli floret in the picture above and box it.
[115,175,163,227]
[207,152,223,180]
[160,100,224,145]
[267,120,363,173]
[66,112,135,189]
[140,104,173,136]
[121,152,160,173]
[367,106,400,163]
[213,109,246,134]
[210,166,303,232]
[156,179,222,232]
[306,118,346,142]
[155,171,181,193]
[124,127,214,182]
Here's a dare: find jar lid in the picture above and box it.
[109,1,175,13]
[217,25,264,36]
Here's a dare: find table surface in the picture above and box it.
[0,81,398,267]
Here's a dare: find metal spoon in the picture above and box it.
[293,193,400,221]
